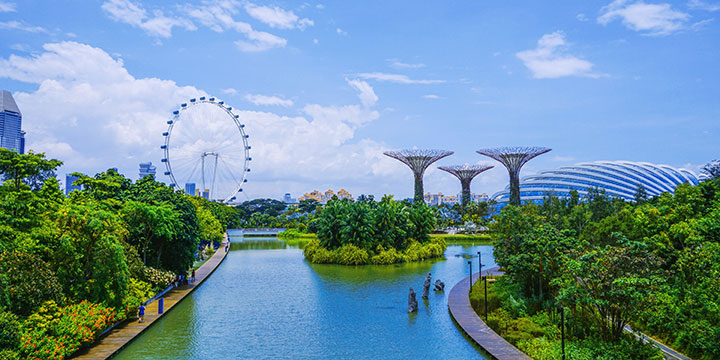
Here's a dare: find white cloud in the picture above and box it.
[0,41,399,198]
[336,28,347,36]
[0,20,48,33]
[313,38,319,44]
[598,0,690,36]
[423,94,441,99]
[388,59,425,69]
[244,94,294,107]
[101,0,195,38]
[346,79,378,107]
[0,1,15,12]
[516,31,601,79]
[356,72,445,84]
[689,0,720,11]
[101,0,286,51]
[577,13,589,21]
[244,3,313,30]
[222,87,238,95]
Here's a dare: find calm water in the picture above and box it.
[116,231,495,359]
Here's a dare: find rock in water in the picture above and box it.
[408,287,418,313]
[434,279,445,292]
[422,272,432,300]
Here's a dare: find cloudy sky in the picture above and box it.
[0,0,718,201]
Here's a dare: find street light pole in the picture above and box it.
[477,251,482,275]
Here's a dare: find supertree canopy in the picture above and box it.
[438,164,494,205]
[476,146,551,206]
[384,149,454,203]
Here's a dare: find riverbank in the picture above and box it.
[430,233,494,245]
[71,234,230,359]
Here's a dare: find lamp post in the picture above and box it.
[477,251,482,274]
[468,260,472,291]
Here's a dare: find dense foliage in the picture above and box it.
[0,149,232,359]
[303,196,445,265]
[488,177,720,359]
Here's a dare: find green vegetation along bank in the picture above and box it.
[0,149,238,360]
[480,175,720,359]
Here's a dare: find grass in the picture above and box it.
[430,233,495,245]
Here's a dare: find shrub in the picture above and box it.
[143,267,175,292]
[0,311,21,351]
[371,246,406,265]
[0,252,63,316]
[334,244,369,265]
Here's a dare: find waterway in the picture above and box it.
[115,231,496,359]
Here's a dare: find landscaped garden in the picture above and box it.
[0,149,238,360]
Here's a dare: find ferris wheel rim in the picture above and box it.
[161,96,250,203]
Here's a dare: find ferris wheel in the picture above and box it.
[161,96,251,203]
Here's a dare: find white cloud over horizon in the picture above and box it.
[244,3,313,30]
[357,72,445,84]
[516,31,601,79]
[598,0,691,36]
[0,20,47,33]
[0,1,15,12]
[0,41,404,198]
[244,93,294,107]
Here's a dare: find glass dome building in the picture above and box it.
[492,161,698,203]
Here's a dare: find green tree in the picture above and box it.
[121,201,179,266]
[0,149,62,191]
[0,252,63,316]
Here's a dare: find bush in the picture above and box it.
[334,244,369,265]
[0,252,63,316]
[0,311,21,351]
[370,246,405,265]
[20,300,120,360]
[143,267,175,292]
[304,237,446,266]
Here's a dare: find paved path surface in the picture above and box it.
[448,268,531,360]
[624,324,692,360]
[72,235,230,360]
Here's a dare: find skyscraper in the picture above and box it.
[65,174,82,195]
[0,90,25,154]
[185,183,196,196]
[138,162,157,179]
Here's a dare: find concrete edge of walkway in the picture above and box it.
[72,234,231,360]
[448,270,532,360]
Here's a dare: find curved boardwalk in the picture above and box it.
[448,269,531,360]
[72,235,230,359]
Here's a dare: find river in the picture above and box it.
[115,231,496,359]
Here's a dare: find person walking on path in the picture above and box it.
[191,269,196,282]
[138,304,146,323]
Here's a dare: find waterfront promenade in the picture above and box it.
[72,235,230,359]
[448,268,531,360]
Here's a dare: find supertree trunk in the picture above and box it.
[461,179,472,206]
[414,172,424,203]
[509,171,521,206]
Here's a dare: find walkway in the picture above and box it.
[448,268,531,360]
[72,235,230,359]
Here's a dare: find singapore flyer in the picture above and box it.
[161,96,251,203]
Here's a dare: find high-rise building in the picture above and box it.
[65,174,82,195]
[185,183,196,196]
[283,193,296,203]
[138,162,157,179]
[0,90,25,154]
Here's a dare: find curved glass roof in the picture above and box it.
[492,161,698,203]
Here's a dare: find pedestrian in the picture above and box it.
[225,243,229,252]
[191,269,196,282]
[138,304,146,323]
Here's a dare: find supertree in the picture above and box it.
[384,149,454,203]
[438,164,494,206]
[476,146,551,206]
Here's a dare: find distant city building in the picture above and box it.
[492,161,699,204]
[202,189,210,200]
[138,162,156,179]
[185,183,196,196]
[0,90,25,154]
[283,193,296,203]
[298,189,353,203]
[65,174,82,195]
[424,192,489,206]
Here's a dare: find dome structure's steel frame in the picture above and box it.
[384,149,453,203]
[438,164,494,206]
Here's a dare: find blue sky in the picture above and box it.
[0,0,718,200]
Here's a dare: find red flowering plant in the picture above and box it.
[20,300,121,360]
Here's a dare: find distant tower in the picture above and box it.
[0,90,25,154]
[477,146,551,206]
[185,183,196,196]
[65,174,82,195]
[384,149,454,203]
[438,164,494,206]
[138,162,157,179]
